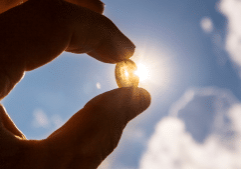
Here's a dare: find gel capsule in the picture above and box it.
[115,59,139,88]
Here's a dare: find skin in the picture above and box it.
[0,0,151,168]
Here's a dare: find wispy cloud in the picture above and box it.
[51,114,64,129]
[96,82,101,89]
[200,17,213,33]
[32,109,64,129]
[140,87,241,169]
[32,109,50,128]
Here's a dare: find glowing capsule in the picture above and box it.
[115,59,139,88]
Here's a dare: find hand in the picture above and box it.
[0,0,135,99]
[0,0,151,169]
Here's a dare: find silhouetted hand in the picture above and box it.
[0,0,151,168]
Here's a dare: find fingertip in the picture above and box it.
[118,87,151,120]
[65,0,105,14]
[85,15,136,63]
[62,1,135,63]
[131,87,151,114]
[87,35,136,63]
[84,87,151,121]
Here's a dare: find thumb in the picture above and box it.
[84,87,151,122]
[46,88,150,168]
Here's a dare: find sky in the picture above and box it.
[2,0,241,168]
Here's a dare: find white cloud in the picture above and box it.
[200,17,213,33]
[124,127,146,143]
[96,82,101,89]
[140,87,241,169]
[32,109,65,129]
[51,114,64,129]
[32,109,50,128]
[219,0,241,75]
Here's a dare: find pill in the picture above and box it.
[115,59,139,88]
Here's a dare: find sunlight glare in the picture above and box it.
[130,46,172,91]
[112,45,172,91]
[124,69,129,77]
[135,63,149,82]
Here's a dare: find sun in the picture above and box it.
[134,63,149,82]
[113,47,171,90]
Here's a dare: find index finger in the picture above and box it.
[0,0,135,71]
[0,0,135,99]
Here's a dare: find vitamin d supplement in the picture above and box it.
[115,59,139,88]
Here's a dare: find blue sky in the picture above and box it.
[2,0,241,168]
